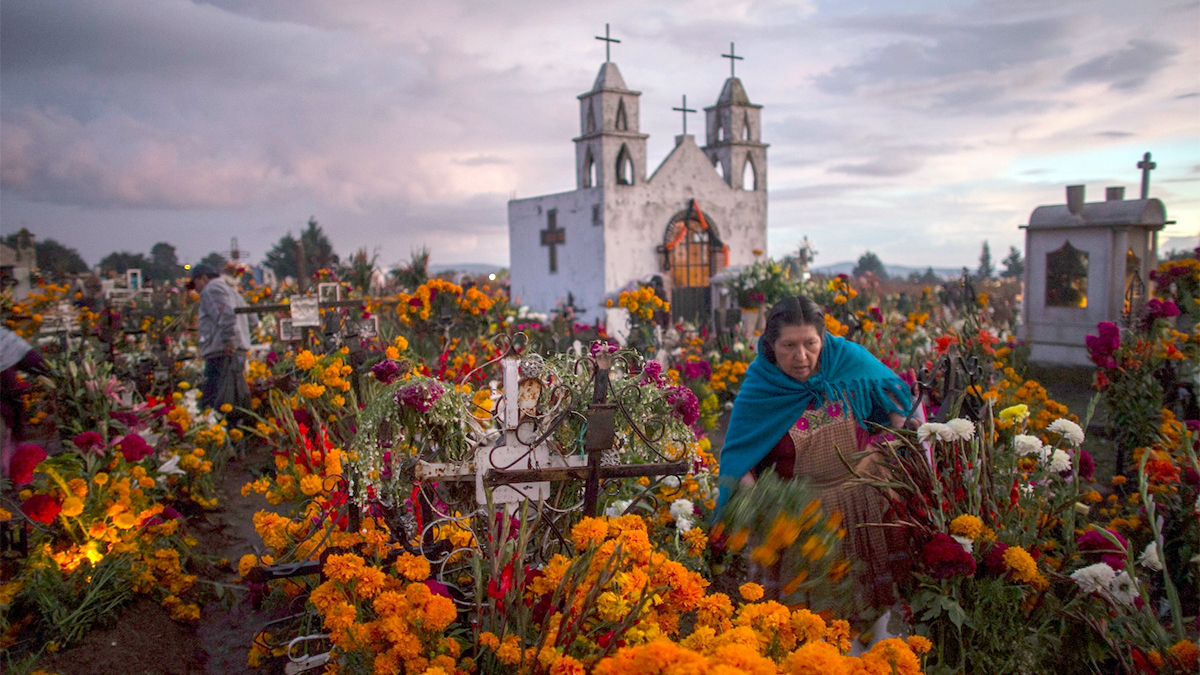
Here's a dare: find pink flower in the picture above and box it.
[117,433,154,462]
[72,431,105,454]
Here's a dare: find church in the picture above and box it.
[507,46,768,330]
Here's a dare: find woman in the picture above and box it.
[717,296,912,612]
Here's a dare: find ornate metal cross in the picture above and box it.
[595,23,620,63]
[1137,151,1156,199]
[672,95,696,135]
[540,217,565,273]
[722,42,744,78]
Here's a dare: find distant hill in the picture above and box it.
[812,262,967,280]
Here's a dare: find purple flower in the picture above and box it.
[826,403,843,418]
[682,360,713,382]
[640,361,666,387]
[117,433,154,462]
[794,417,810,431]
[395,379,444,413]
[1085,322,1121,369]
[1076,449,1095,481]
[372,359,401,384]
[589,340,618,357]
[1146,298,1180,321]
[665,386,700,427]
[1078,528,1128,570]
[109,411,140,428]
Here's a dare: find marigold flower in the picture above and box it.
[1004,546,1048,590]
[949,514,984,541]
[906,634,933,654]
[113,512,138,529]
[395,553,431,581]
[1169,640,1199,670]
[738,582,764,602]
[60,496,84,518]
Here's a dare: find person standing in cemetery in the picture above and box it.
[717,295,914,622]
[190,264,252,417]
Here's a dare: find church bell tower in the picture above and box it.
[574,61,649,190]
[703,74,768,192]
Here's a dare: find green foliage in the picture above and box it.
[1000,246,1024,279]
[852,251,887,279]
[264,217,339,280]
[392,247,431,291]
[24,554,134,646]
[976,241,994,279]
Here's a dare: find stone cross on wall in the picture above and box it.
[540,212,565,273]
[1137,152,1156,199]
[722,42,744,78]
[672,95,696,135]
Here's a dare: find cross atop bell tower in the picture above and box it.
[702,46,768,192]
[573,26,648,190]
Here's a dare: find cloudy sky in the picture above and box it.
[2,0,1198,272]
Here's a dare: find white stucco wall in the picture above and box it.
[508,189,605,317]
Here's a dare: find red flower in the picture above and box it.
[920,533,976,579]
[117,433,154,462]
[934,335,958,355]
[10,444,47,484]
[488,562,514,601]
[21,493,62,523]
[980,542,1009,577]
[72,431,105,454]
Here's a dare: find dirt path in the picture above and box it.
[35,442,283,675]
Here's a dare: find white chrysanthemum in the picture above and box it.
[946,418,976,442]
[917,423,943,444]
[1107,570,1138,606]
[1071,562,1116,594]
[935,424,958,442]
[1138,541,1163,572]
[1048,448,1072,473]
[604,499,631,518]
[1014,434,1044,457]
[952,535,974,554]
[1048,418,1085,446]
[670,499,696,532]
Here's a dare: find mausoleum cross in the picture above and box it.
[540,220,565,273]
[722,42,744,78]
[672,95,696,135]
[1137,152,1156,199]
[595,24,620,63]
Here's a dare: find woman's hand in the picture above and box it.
[888,411,920,431]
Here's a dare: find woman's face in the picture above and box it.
[773,323,823,382]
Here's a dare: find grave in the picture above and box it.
[1021,154,1173,366]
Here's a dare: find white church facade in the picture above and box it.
[507,57,768,327]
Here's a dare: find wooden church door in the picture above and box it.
[661,204,724,325]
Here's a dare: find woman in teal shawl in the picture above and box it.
[717,295,913,611]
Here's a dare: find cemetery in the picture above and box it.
[1,12,1199,675]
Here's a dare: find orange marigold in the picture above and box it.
[785,640,849,675]
[739,582,765,602]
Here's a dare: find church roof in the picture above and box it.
[1027,197,1167,230]
[592,62,628,92]
[717,77,751,105]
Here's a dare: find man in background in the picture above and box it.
[190,264,252,416]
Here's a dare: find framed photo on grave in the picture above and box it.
[318,283,341,303]
[289,296,320,327]
[278,318,302,342]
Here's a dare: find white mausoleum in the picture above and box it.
[1022,183,1170,366]
[508,57,768,327]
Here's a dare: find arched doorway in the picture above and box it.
[658,201,727,324]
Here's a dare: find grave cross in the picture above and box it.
[1137,151,1156,199]
[595,23,620,63]
[721,42,744,78]
[540,218,565,273]
[672,95,696,135]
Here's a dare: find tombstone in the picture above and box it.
[1022,183,1170,366]
[126,268,143,290]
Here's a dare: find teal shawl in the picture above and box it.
[715,334,910,514]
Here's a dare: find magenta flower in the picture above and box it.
[1084,322,1121,369]
[395,380,444,413]
[72,431,105,454]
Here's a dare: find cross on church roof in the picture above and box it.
[721,42,744,78]
[595,23,620,63]
[1137,151,1156,199]
[672,94,696,135]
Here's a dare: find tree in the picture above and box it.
[99,251,151,275]
[344,247,379,292]
[264,217,339,280]
[1000,246,1024,279]
[907,267,941,286]
[852,251,887,279]
[198,252,228,271]
[977,241,994,279]
[148,242,184,281]
[1,233,88,280]
[391,247,430,291]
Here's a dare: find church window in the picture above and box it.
[742,154,756,191]
[742,113,752,140]
[586,102,596,134]
[582,150,596,188]
[713,156,725,182]
[1045,241,1088,308]
[592,204,602,227]
[615,99,628,131]
[616,145,634,185]
[716,122,725,143]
